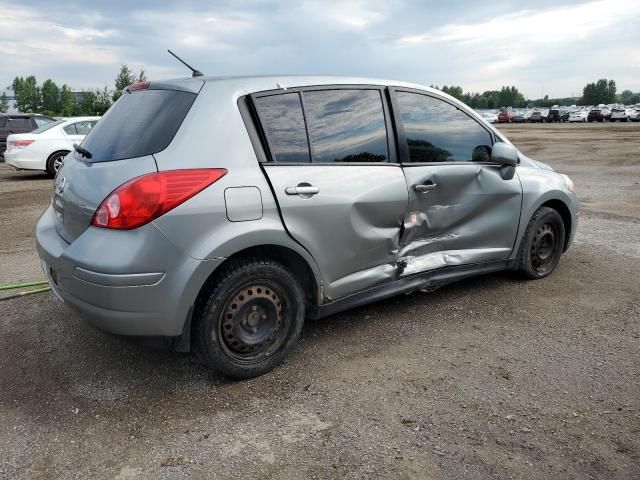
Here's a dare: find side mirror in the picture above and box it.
[491,142,518,167]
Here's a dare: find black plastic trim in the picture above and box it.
[310,261,507,319]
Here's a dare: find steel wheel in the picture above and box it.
[530,223,558,276]
[219,281,290,364]
[516,206,566,279]
[192,258,306,379]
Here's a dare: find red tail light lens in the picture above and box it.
[8,139,34,149]
[91,169,227,230]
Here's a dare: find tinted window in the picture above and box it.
[303,90,388,163]
[7,118,31,129]
[81,89,196,162]
[254,93,310,163]
[396,92,493,163]
[34,117,54,128]
[0,118,6,128]
[63,124,77,135]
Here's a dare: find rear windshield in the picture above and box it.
[32,119,65,134]
[81,89,196,162]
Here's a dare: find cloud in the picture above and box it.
[0,0,638,98]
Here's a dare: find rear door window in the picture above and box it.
[303,89,389,163]
[81,89,196,162]
[395,92,493,163]
[254,93,310,163]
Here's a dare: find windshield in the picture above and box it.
[31,119,65,134]
[80,89,196,162]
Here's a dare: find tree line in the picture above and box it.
[2,72,638,116]
[1,65,145,116]
[434,79,639,109]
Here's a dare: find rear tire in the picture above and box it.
[516,207,565,279]
[46,151,69,177]
[191,258,305,379]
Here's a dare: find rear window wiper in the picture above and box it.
[73,143,92,159]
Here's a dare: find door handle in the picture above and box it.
[413,183,437,193]
[285,185,319,196]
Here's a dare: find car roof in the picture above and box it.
[162,74,443,95]
[0,112,49,117]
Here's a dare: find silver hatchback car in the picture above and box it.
[36,76,578,379]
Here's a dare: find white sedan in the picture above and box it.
[5,116,100,176]
[568,110,588,122]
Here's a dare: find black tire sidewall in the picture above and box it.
[46,152,66,177]
[193,261,305,379]
[519,208,565,279]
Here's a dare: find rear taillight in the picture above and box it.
[8,139,34,150]
[91,169,227,230]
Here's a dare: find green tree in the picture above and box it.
[60,84,76,116]
[619,89,634,104]
[137,69,147,82]
[474,96,488,109]
[581,78,616,105]
[94,87,112,115]
[0,92,8,113]
[112,65,135,103]
[41,79,61,115]
[441,85,464,101]
[498,86,525,108]
[75,90,97,115]
[13,75,41,112]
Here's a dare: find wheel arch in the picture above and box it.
[194,244,321,314]
[540,198,572,252]
[46,149,71,172]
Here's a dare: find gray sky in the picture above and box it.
[1,0,638,98]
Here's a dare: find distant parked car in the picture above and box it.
[631,110,640,122]
[568,110,588,123]
[528,111,544,123]
[0,113,56,160]
[546,108,568,123]
[587,109,607,122]
[5,116,100,176]
[610,107,633,122]
[512,113,527,123]
[481,111,498,123]
[497,108,513,123]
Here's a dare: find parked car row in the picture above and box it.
[0,113,56,159]
[479,104,640,124]
[3,116,100,176]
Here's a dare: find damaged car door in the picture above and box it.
[253,87,408,300]
[391,89,522,275]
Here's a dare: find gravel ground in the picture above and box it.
[0,123,638,479]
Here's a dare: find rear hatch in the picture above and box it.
[53,80,203,243]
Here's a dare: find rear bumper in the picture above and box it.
[36,205,224,336]
[4,150,46,171]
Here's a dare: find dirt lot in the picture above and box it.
[0,123,638,479]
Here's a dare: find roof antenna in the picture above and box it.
[167,49,204,77]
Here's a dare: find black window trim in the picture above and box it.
[247,84,398,166]
[389,87,500,167]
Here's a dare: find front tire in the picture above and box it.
[192,258,305,379]
[516,207,566,279]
